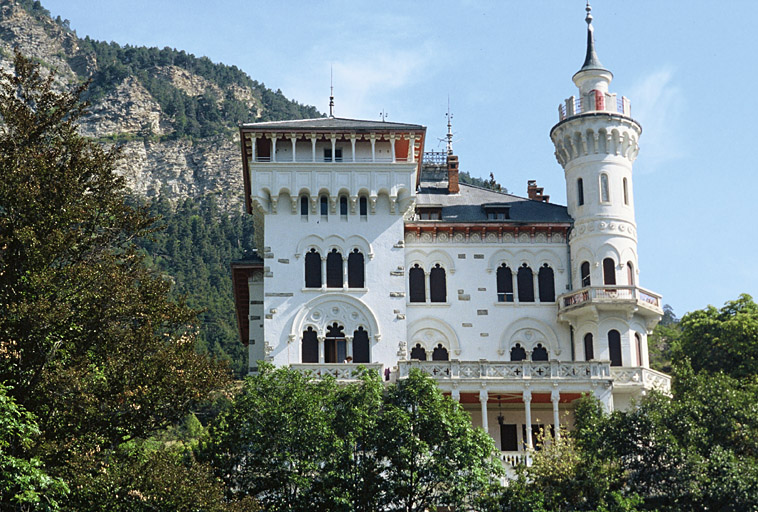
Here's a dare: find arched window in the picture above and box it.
[429,264,447,303]
[325,323,346,363]
[326,249,343,288]
[623,178,629,205]
[432,343,449,361]
[305,248,321,288]
[300,195,309,218]
[577,178,584,206]
[409,264,425,303]
[538,264,555,302]
[627,261,634,286]
[608,330,622,367]
[496,264,514,302]
[532,343,549,361]
[340,196,348,218]
[302,326,318,363]
[581,261,591,287]
[353,326,370,363]
[517,264,534,302]
[347,249,365,288]
[603,258,616,285]
[410,343,427,361]
[359,196,368,219]
[584,333,594,361]
[320,195,328,217]
[634,332,642,367]
[600,174,610,203]
[510,343,527,362]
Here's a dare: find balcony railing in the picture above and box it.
[252,156,410,164]
[558,95,630,121]
[397,360,611,381]
[610,367,671,393]
[558,286,662,311]
[290,363,383,381]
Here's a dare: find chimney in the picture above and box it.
[447,155,459,194]
[527,180,550,203]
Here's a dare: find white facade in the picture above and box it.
[232,6,670,465]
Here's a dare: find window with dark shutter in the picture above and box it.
[581,261,591,287]
[603,258,616,285]
[347,249,364,288]
[538,264,555,302]
[302,327,318,363]
[305,249,321,288]
[584,333,594,361]
[409,264,425,302]
[326,249,343,288]
[517,264,534,302]
[497,264,514,302]
[429,264,447,303]
[608,329,622,366]
[353,327,370,363]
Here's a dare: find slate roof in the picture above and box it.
[415,183,571,224]
[240,117,424,132]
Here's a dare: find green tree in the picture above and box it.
[0,384,68,511]
[673,294,758,378]
[205,366,501,512]
[0,52,232,507]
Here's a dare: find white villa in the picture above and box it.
[230,4,670,466]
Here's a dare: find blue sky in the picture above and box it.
[42,0,758,318]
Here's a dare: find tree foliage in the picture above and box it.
[205,365,501,512]
[0,51,234,509]
[673,293,758,378]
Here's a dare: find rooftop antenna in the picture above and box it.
[444,96,454,155]
[329,66,335,118]
[379,109,389,122]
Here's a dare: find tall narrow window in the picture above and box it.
[326,249,343,288]
[635,332,642,367]
[347,249,365,288]
[608,330,622,367]
[410,343,426,361]
[409,264,425,303]
[532,343,549,361]
[603,258,616,285]
[623,178,629,205]
[584,333,594,361]
[627,261,635,286]
[581,261,591,287]
[600,174,610,203]
[320,195,328,217]
[510,343,526,362]
[429,264,447,303]
[496,264,514,302]
[517,264,534,302]
[300,195,309,218]
[353,327,370,363]
[302,326,318,363]
[538,264,555,302]
[340,196,348,218]
[325,323,346,363]
[432,344,449,361]
[577,178,584,206]
[305,249,321,288]
[359,196,368,218]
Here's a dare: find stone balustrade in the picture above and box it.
[290,363,383,381]
[610,367,671,394]
[558,285,662,314]
[397,360,611,381]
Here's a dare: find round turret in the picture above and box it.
[552,3,662,381]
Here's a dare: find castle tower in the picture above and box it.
[551,3,662,406]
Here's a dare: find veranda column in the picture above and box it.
[551,389,561,441]
[270,134,278,163]
[250,133,257,163]
[390,133,396,163]
[289,133,297,162]
[479,389,489,434]
[310,133,317,162]
[330,135,337,162]
[350,134,356,163]
[451,388,460,402]
[523,389,533,450]
[318,336,325,364]
[370,134,376,162]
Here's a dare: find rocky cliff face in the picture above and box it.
[0,1,317,213]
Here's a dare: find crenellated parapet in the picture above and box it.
[550,115,641,167]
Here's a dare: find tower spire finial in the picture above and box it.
[580,0,606,72]
[329,66,334,118]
